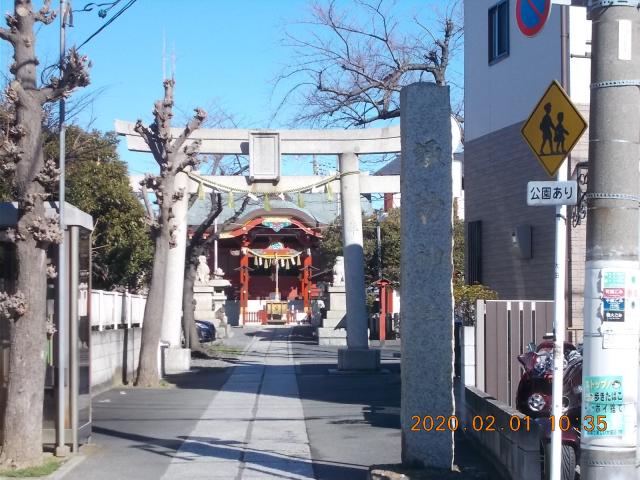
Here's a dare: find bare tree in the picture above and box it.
[182,193,250,351]
[134,79,206,387]
[275,0,463,127]
[0,0,89,468]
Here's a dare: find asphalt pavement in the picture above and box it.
[58,326,498,480]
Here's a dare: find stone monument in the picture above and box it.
[399,83,454,469]
[317,256,348,346]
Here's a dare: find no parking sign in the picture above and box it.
[516,0,552,37]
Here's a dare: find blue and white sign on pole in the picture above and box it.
[516,0,552,37]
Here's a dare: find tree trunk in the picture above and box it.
[1,233,48,467]
[1,90,49,467]
[135,228,169,386]
[182,256,203,353]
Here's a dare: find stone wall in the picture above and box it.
[91,327,141,394]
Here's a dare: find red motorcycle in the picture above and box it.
[515,337,582,480]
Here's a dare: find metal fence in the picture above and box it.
[473,299,554,407]
[90,290,146,331]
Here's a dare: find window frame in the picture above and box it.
[488,0,510,65]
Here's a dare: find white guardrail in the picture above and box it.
[90,290,147,331]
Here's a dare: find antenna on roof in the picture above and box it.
[162,30,167,80]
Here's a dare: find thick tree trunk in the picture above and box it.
[0,1,90,468]
[1,62,49,466]
[135,228,169,386]
[133,79,206,383]
[1,231,48,467]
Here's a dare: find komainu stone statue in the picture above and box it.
[332,256,345,286]
[196,255,211,285]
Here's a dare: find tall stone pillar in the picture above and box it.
[337,152,380,370]
[160,170,191,372]
[400,82,453,469]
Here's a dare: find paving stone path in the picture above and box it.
[160,328,314,479]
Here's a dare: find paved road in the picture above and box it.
[61,326,494,479]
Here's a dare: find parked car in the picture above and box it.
[515,338,582,480]
[195,320,216,343]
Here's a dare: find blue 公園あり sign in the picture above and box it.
[516,0,552,37]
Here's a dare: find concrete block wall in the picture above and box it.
[464,386,542,480]
[91,328,141,394]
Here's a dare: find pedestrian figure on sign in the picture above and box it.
[539,102,555,155]
[554,112,569,154]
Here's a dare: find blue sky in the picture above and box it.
[1,0,462,176]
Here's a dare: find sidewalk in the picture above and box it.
[59,326,499,480]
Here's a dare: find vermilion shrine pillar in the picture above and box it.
[239,244,250,324]
[376,279,391,341]
[300,251,313,313]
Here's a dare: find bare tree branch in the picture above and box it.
[34,0,56,24]
[171,107,206,155]
[38,48,90,105]
[274,0,463,127]
[191,192,222,246]
[0,26,17,45]
[140,184,155,224]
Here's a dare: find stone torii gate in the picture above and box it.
[117,82,455,470]
[115,121,401,371]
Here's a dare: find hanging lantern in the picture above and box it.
[228,191,235,208]
[264,194,271,211]
[297,192,305,208]
[197,180,205,200]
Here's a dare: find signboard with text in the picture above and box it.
[527,180,578,206]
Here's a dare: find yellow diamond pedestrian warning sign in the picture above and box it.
[521,80,587,177]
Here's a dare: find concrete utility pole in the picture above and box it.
[56,0,69,458]
[581,2,640,478]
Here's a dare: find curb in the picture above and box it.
[44,454,87,480]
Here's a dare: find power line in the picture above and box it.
[77,0,138,50]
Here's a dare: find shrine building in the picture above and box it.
[187,193,371,325]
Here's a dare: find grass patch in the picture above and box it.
[202,344,244,358]
[0,458,60,478]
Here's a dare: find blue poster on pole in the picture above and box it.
[602,272,626,322]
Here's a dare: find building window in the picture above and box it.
[466,221,482,284]
[488,0,509,64]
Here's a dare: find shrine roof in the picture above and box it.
[187,192,372,229]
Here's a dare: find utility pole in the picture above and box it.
[581,2,640,478]
[550,6,570,479]
[55,0,69,458]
